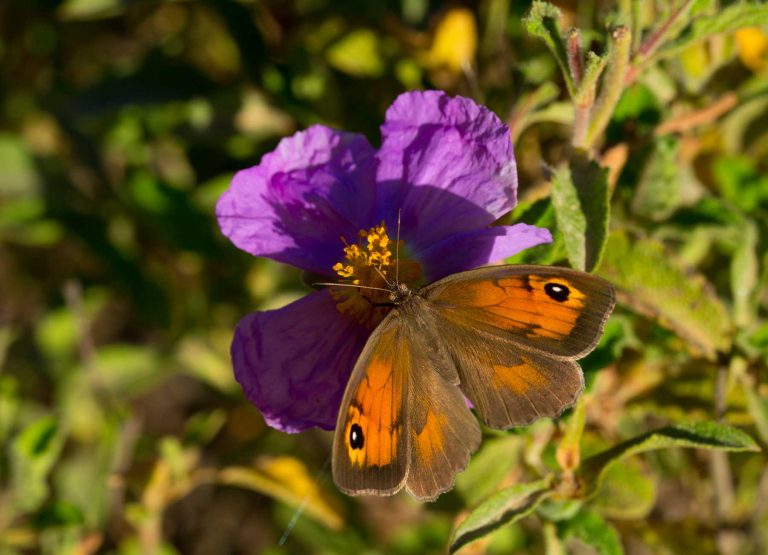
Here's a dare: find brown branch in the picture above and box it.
[655,93,738,135]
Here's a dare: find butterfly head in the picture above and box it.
[389,282,413,305]
[324,222,422,328]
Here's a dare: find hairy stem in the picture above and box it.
[584,26,631,150]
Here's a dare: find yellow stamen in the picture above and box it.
[330,222,421,328]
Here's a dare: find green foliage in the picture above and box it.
[1,0,768,553]
[598,231,732,359]
[449,478,553,553]
[551,153,610,272]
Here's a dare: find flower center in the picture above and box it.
[331,222,421,328]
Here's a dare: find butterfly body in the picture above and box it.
[332,265,615,501]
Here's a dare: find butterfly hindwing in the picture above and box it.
[405,305,481,500]
[332,313,410,497]
[332,303,482,500]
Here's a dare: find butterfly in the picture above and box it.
[331,264,615,501]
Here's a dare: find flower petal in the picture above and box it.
[415,223,553,281]
[231,289,369,433]
[217,126,377,275]
[376,90,518,250]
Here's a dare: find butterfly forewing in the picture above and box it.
[332,313,410,496]
[420,265,614,429]
[422,265,615,359]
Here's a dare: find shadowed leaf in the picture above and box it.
[551,153,610,272]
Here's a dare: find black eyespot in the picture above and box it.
[544,282,570,302]
[349,423,364,449]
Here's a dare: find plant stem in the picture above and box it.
[625,0,694,84]
[566,28,583,85]
[584,26,631,150]
[572,52,607,149]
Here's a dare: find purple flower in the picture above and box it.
[216,90,552,433]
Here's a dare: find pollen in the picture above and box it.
[330,222,421,328]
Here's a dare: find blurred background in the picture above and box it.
[1,0,768,554]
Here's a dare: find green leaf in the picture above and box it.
[523,1,575,97]
[326,30,384,77]
[0,377,19,445]
[591,457,656,520]
[455,436,522,506]
[10,416,65,513]
[597,230,732,359]
[449,478,553,554]
[730,221,759,328]
[660,3,768,60]
[90,345,167,398]
[559,510,623,555]
[631,136,681,220]
[581,421,760,491]
[551,153,610,272]
[733,357,768,446]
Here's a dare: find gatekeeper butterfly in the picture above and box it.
[330,263,615,501]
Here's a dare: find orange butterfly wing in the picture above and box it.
[332,307,481,501]
[332,316,409,497]
[421,265,615,428]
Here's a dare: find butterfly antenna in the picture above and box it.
[278,454,332,546]
[395,209,401,286]
[313,281,390,293]
[371,264,394,288]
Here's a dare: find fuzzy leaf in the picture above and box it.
[631,136,681,220]
[455,436,522,506]
[581,421,759,491]
[523,1,575,96]
[597,230,731,359]
[559,510,623,555]
[450,479,552,554]
[551,154,610,272]
[591,457,656,520]
[660,3,768,59]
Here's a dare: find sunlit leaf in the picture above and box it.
[219,456,344,532]
[660,3,768,60]
[449,478,552,554]
[523,1,575,96]
[591,457,656,520]
[327,30,384,77]
[598,230,732,359]
[559,510,623,555]
[10,417,64,513]
[455,436,522,506]
[581,421,759,491]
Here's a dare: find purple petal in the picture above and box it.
[415,224,553,281]
[376,90,518,251]
[217,126,377,276]
[231,289,369,433]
